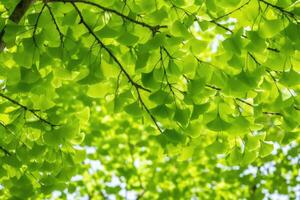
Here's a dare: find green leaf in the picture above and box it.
[246,31,266,53]
[206,115,231,132]
[95,26,120,38]
[151,104,173,118]
[206,139,229,154]
[117,32,139,46]
[219,0,241,7]
[259,19,285,38]
[280,68,300,87]
[222,31,243,55]
[162,129,186,144]
[173,108,190,127]
[124,101,143,117]
[227,147,243,165]
[245,134,260,151]
[141,71,160,89]
[87,82,112,98]
[171,20,191,37]
[242,149,258,165]
[149,90,173,104]
[259,141,273,158]
[43,129,63,146]
[191,103,210,120]
[136,51,150,70]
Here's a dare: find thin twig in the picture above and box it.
[71,3,162,133]
[71,3,150,92]
[45,4,64,46]
[213,0,252,21]
[0,145,11,156]
[259,0,298,21]
[32,4,46,46]
[0,93,59,127]
[47,0,167,34]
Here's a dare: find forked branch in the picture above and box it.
[47,0,167,34]
[0,93,59,127]
[71,3,162,133]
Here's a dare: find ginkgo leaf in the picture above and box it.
[241,149,258,165]
[95,26,120,38]
[173,108,191,127]
[117,33,139,46]
[206,115,231,132]
[245,134,260,151]
[228,116,250,136]
[280,69,300,87]
[124,101,143,117]
[163,129,186,144]
[227,147,243,165]
[222,32,243,55]
[259,141,273,158]
[206,139,229,154]
[141,72,160,89]
[259,19,285,38]
[87,82,112,98]
[149,90,173,104]
[191,103,210,120]
[219,0,241,7]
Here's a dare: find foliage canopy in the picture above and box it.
[0,0,300,199]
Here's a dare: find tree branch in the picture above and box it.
[236,98,254,107]
[205,84,221,91]
[0,92,59,127]
[160,47,177,105]
[135,87,163,133]
[0,145,11,156]
[45,4,64,46]
[47,0,167,34]
[213,0,252,21]
[204,83,284,116]
[262,111,283,116]
[259,0,299,22]
[32,4,46,46]
[0,0,36,50]
[71,3,162,133]
[71,3,149,92]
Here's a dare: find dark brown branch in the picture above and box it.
[71,3,149,92]
[213,0,252,21]
[236,98,254,107]
[0,145,11,156]
[259,0,298,21]
[210,20,233,33]
[0,0,36,50]
[135,87,163,133]
[160,47,177,104]
[71,3,162,133]
[47,0,167,34]
[32,4,46,46]
[294,106,300,111]
[262,111,283,116]
[267,47,280,52]
[0,93,59,127]
[248,52,261,65]
[10,0,36,23]
[45,4,64,45]
[204,83,285,116]
[170,1,280,54]
[265,69,280,91]
[205,84,221,91]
